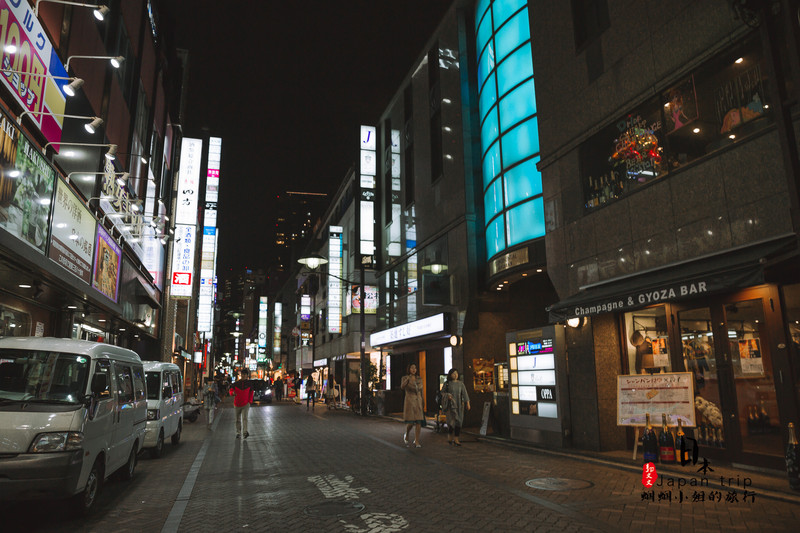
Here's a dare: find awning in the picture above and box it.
[548,234,798,323]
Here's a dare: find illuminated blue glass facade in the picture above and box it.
[475,0,544,260]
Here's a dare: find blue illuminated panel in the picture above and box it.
[475,1,544,262]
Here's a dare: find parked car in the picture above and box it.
[0,337,146,515]
[142,362,183,458]
[251,380,273,404]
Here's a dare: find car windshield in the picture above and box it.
[0,349,90,403]
[145,372,161,400]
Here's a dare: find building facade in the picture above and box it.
[0,1,182,362]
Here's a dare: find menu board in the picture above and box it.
[617,372,695,427]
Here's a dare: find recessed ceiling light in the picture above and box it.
[536,268,543,273]
[692,128,700,134]
[729,134,736,139]
[735,57,744,64]
[18,283,31,288]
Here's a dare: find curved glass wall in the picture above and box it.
[475,0,544,261]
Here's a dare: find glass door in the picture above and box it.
[678,307,729,449]
[722,298,782,456]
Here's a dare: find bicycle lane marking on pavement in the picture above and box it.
[354,426,617,533]
[160,406,223,533]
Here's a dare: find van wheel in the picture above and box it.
[118,445,137,481]
[72,458,102,516]
[171,421,182,445]
[150,430,164,458]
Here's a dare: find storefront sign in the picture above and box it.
[328,226,342,333]
[0,0,70,145]
[99,159,144,260]
[0,122,54,253]
[489,247,529,277]
[91,225,121,302]
[370,313,445,347]
[49,178,95,283]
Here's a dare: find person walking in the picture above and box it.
[441,368,470,446]
[232,370,254,439]
[201,377,219,429]
[306,373,317,411]
[293,373,302,404]
[401,363,425,448]
[273,376,284,402]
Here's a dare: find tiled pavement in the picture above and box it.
[4,399,800,532]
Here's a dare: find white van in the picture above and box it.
[0,337,146,515]
[142,361,183,457]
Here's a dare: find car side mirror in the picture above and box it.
[163,386,173,398]
[91,374,109,397]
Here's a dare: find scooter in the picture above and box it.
[183,396,201,423]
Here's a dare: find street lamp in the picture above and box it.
[298,253,369,415]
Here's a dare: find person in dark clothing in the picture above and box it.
[273,376,284,402]
[293,374,302,404]
[232,370,254,439]
[306,374,316,411]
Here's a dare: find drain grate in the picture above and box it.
[525,477,593,491]
[303,501,365,518]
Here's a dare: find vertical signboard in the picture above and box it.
[359,125,375,259]
[92,225,122,302]
[175,138,202,225]
[328,226,342,333]
[49,178,95,283]
[0,0,71,146]
[198,137,220,334]
[171,224,196,298]
[257,296,268,362]
[273,301,282,356]
[170,138,203,298]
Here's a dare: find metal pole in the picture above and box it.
[360,261,367,415]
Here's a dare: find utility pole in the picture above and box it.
[360,258,367,415]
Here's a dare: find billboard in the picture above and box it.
[91,225,121,302]
[49,178,95,283]
[171,224,196,298]
[175,138,203,225]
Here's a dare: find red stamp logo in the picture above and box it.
[642,462,657,487]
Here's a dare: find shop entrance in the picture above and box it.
[674,286,794,468]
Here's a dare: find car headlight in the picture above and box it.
[147,409,160,420]
[29,432,83,453]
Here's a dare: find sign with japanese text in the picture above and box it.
[0,0,70,146]
[49,178,95,283]
[175,138,202,225]
[170,223,196,298]
[91,225,121,302]
[617,372,695,427]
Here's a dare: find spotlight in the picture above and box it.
[116,172,130,187]
[63,78,84,97]
[110,56,124,69]
[105,144,117,160]
[84,117,103,134]
[93,5,110,21]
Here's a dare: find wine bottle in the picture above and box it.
[585,176,594,208]
[602,174,612,202]
[760,401,771,433]
[715,427,725,448]
[659,413,676,464]
[598,175,607,205]
[642,413,659,463]
[747,405,757,435]
[699,425,708,446]
[675,418,689,464]
[786,423,800,491]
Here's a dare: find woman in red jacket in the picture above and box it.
[233,370,254,439]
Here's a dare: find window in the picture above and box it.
[624,307,672,374]
[115,364,133,404]
[571,0,610,50]
[132,367,146,401]
[580,36,771,211]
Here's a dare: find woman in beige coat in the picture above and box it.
[401,363,425,447]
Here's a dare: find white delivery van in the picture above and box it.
[142,361,183,457]
[0,337,146,515]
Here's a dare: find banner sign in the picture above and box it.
[0,116,54,253]
[0,0,70,146]
[328,226,342,333]
[49,178,95,283]
[92,225,121,302]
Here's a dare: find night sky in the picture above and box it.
[171,1,455,274]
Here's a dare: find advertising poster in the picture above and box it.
[617,372,695,427]
[92,225,121,302]
[170,224,196,298]
[346,285,377,315]
[48,178,96,283]
[0,0,70,145]
[0,116,55,253]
